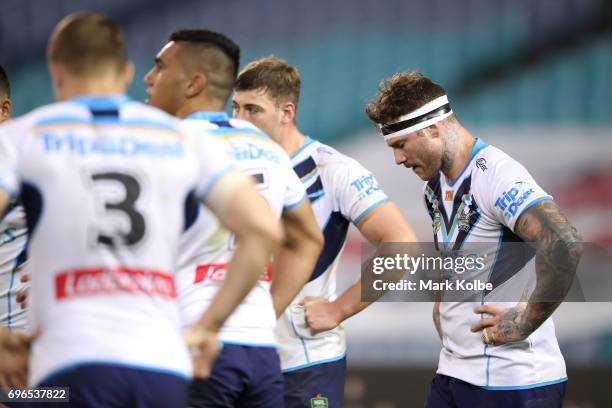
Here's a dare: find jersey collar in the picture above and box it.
[446,138,488,187]
[69,94,131,109]
[185,111,229,122]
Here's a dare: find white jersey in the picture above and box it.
[424,138,566,389]
[0,200,29,331]
[0,95,235,386]
[276,137,389,371]
[176,111,305,346]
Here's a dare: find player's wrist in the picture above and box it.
[195,313,223,333]
[331,299,350,324]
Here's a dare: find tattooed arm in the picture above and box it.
[471,200,582,345]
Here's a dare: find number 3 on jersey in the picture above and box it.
[87,171,147,248]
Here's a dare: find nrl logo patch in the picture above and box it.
[476,158,487,172]
[311,394,329,408]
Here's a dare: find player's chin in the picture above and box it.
[413,166,435,181]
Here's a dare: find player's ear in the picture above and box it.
[427,123,442,139]
[0,97,12,122]
[280,101,296,125]
[48,62,65,101]
[186,72,206,99]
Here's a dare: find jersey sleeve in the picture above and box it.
[282,156,307,211]
[477,157,552,231]
[0,123,20,198]
[191,132,236,200]
[331,158,389,224]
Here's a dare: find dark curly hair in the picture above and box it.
[365,72,447,126]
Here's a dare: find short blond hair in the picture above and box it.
[235,56,300,108]
[47,12,127,76]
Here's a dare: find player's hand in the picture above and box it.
[470,303,529,346]
[0,329,34,389]
[183,325,220,379]
[300,296,342,335]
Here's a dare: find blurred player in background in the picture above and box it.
[145,29,323,407]
[233,57,418,408]
[366,71,582,408]
[0,64,29,334]
[0,13,281,407]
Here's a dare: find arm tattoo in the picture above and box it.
[510,200,583,338]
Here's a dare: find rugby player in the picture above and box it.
[0,13,281,406]
[145,29,323,407]
[0,64,29,334]
[233,57,418,408]
[366,71,582,407]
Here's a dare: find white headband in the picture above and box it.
[379,95,453,141]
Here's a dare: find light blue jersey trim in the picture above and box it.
[35,116,88,126]
[290,137,315,159]
[308,190,325,200]
[482,233,504,386]
[481,376,568,391]
[511,196,553,232]
[34,116,178,131]
[284,194,306,211]
[37,360,191,386]
[221,340,277,348]
[209,126,272,141]
[186,111,229,122]
[485,346,491,386]
[289,313,310,364]
[282,353,346,373]
[353,197,389,224]
[447,138,488,187]
[301,169,319,184]
[196,166,234,200]
[70,94,130,108]
[187,111,272,141]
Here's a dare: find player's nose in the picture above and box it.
[233,109,245,120]
[143,68,154,85]
[393,148,406,165]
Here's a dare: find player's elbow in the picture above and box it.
[253,218,284,253]
[287,224,323,256]
[556,227,583,270]
[543,224,583,276]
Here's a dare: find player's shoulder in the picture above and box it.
[0,103,70,144]
[185,117,272,143]
[306,139,366,171]
[301,140,381,199]
[227,117,261,134]
[470,141,540,210]
[28,99,181,131]
[112,101,184,135]
[471,142,531,183]
[6,101,85,129]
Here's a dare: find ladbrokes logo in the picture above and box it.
[494,182,535,217]
[55,267,176,300]
[194,263,272,284]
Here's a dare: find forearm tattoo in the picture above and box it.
[510,200,583,338]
